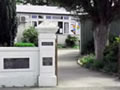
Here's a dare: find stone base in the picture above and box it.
[38,75,57,86]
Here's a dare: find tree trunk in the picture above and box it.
[0,0,17,46]
[94,23,110,61]
[118,36,120,77]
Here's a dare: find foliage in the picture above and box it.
[14,42,35,47]
[22,27,38,46]
[16,0,24,4]
[57,44,66,49]
[0,0,17,46]
[92,60,104,70]
[80,54,103,70]
[52,0,120,23]
[72,45,79,49]
[80,54,95,68]
[109,34,118,44]
[115,37,120,43]
[103,36,119,73]
[80,36,120,74]
[65,35,78,48]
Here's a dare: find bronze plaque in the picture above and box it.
[42,42,53,46]
[43,57,53,66]
[4,58,29,69]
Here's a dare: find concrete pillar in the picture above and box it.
[36,21,58,86]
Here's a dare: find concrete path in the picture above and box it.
[58,49,120,88]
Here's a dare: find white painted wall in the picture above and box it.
[0,47,39,87]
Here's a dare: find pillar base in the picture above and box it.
[38,75,57,86]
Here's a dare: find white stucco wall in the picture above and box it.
[0,47,39,87]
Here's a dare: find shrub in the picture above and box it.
[22,27,38,46]
[72,45,79,49]
[92,60,104,70]
[109,34,118,44]
[57,44,66,48]
[80,54,104,70]
[80,54,95,68]
[65,35,78,47]
[103,62,118,73]
[103,38,119,73]
[14,42,35,47]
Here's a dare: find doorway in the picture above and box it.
[56,22,63,34]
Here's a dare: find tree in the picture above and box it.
[0,0,17,46]
[52,0,120,61]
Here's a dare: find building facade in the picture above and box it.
[16,5,81,44]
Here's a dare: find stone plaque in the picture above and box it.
[4,58,29,69]
[42,42,53,46]
[43,57,52,66]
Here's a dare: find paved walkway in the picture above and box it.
[58,49,120,88]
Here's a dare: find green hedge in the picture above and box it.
[14,43,35,47]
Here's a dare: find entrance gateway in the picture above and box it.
[0,21,58,87]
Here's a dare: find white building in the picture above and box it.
[16,5,81,45]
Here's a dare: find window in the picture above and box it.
[56,22,63,34]
[38,15,43,19]
[46,16,51,19]
[52,16,63,19]
[64,22,69,34]
[64,16,69,20]
[32,15,37,19]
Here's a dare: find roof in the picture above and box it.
[16,5,71,15]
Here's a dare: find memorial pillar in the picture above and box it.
[36,21,58,86]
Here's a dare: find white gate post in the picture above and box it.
[36,21,58,86]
